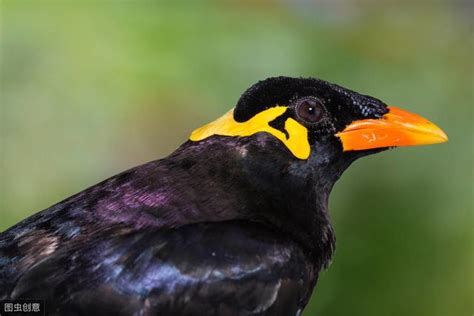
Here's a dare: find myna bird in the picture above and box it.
[0,77,447,315]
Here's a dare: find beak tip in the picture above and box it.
[432,124,449,143]
[440,134,449,143]
[441,130,449,142]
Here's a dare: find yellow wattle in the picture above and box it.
[190,106,310,160]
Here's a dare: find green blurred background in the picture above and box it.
[1,1,472,315]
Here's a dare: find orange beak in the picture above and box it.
[336,106,448,151]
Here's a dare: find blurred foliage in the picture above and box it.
[1,1,472,315]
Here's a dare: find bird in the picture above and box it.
[0,77,447,316]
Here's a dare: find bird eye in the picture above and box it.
[295,97,325,124]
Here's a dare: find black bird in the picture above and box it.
[0,77,447,316]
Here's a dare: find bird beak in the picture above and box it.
[336,106,448,151]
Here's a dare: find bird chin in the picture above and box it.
[341,146,391,165]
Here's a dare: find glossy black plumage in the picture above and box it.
[9,222,316,316]
[0,77,390,315]
[235,77,387,129]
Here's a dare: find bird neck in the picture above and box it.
[168,134,353,267]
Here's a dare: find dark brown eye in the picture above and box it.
[295,97,325,123]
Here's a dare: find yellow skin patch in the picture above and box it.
[190,106,311,159]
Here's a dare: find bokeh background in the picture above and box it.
[1,1,472,315]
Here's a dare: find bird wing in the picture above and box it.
[8,221,315,316]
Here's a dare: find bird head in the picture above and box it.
[186,76,447,264]
[191,76,447,162]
